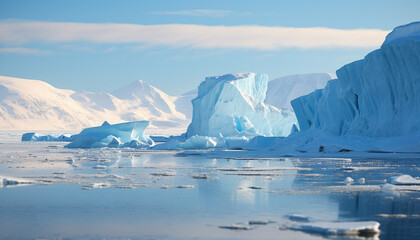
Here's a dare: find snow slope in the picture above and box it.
[265,73,335,110]
[186,72,297,138]
[292,21,420,137]
[0,76,189,134]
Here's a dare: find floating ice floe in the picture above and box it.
[344,177,354,185]
[22,132,72,142]
[389,174,420,185]
[218,224,253,230]
[285,214,312,222]
[65,121,153,148]
[0,175,34,187]
[285,221,380,236]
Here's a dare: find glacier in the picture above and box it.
[186,72,297,139]
[65,121,153,148]
[292,21,420,138]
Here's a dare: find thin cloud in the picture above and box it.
[151,9,234,17]
[0,20,389,50]
[0,47,51,54]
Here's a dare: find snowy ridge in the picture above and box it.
[292,22,420,137]
[0,76,190,134]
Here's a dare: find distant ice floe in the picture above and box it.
[285,221,380,237]
[22,121,154,149]
[0,175,34,187]
[389,174,420,185]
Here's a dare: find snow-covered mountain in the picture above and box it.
[0,76,190,134]
[265,73,336,110]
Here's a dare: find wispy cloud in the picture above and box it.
[151,9,235,17]
[0,47,51,54]
[0,20,389,50]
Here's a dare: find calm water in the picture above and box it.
[0,139,419,239]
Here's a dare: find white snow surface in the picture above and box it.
[0,76,190,135]
[292,22,420,137]
[186,72,297,138]
[265,73,335,110]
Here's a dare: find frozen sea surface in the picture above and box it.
[0,133,419,239]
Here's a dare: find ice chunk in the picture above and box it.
[286,214,312,222]
[186,72,297,138]
[0,175,33,187]
[65,121,153,148]
[344,177,354,185]
[390,175,420,185]
[218,224,252,230]
[286,221,380,236]
[292,22,420,137]
[179,135,218,149]
[22,133,58,141]
[21,132,73,142]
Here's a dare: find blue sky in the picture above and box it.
[0,0,419,95]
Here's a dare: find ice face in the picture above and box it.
[292,22,420,137]
[186,72,297,138]
[65,121,152,148]
[382,21,420,46]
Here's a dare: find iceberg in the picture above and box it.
[21,133,72,142]
[65,121,153,148]
[186,72,297,138]
[292,21,420,137]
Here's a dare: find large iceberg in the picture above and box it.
[65,121,153,148]
[186,72,297,138]
[292,21,420,137]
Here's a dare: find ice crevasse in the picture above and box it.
[186,72,297,139]
[292,21,420,137]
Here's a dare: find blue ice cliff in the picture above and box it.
[186,72,297,138]
[292,21,420,137]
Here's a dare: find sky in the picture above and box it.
[0,0,419,95]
